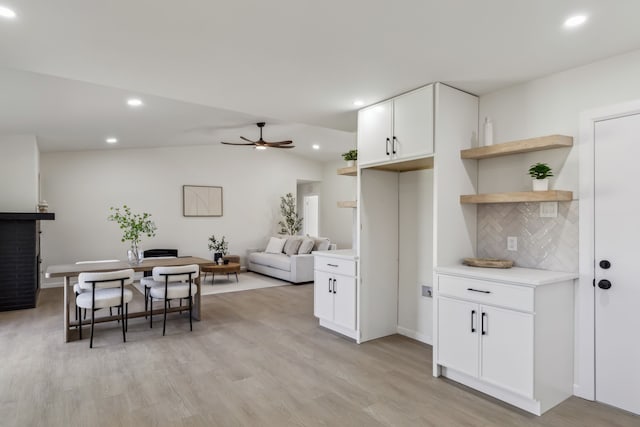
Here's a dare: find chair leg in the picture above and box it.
[189,297,193,332]
[90,308,95,348]
[144,286,149,319]
[125,303,129,332]
[78,305,83,340]
[149,297,153,329]
[163,299,168,336]
[121,304,126,343]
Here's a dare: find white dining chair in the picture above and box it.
[143,264,199,336]
[75,269,134,348]
[73,260,120,322]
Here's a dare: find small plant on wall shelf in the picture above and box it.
[341,149,358,166]
[278,193,303,235]
[528,162,553,191]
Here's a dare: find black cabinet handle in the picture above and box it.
[471,310,476,333]
[481,312,487,335]
[392,136,397,154]
[332,278,337,294]
[327,264,338,268]
[386,137,390,155]
[328,277,332,293]
[467,288,491,294]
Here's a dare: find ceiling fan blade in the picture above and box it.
[263,142,296,148]
[240,136,257,143]
[221,141,256,146]
[264,141,293,145]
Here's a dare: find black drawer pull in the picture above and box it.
[481,312,488,335]
[327,263,339,267]
[467,288,491,294]
[471,310,476,333]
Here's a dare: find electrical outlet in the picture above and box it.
[421,285,433,298]
[540,201,558,218]
[507,236,518,251]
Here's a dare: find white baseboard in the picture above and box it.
[397,326,432,345]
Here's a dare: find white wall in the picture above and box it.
[40,144,322,284]
[398,169,434,343]
[0,135,40,212]
[478,48,640,399]
[479,48,640,195]
[319,160,356,249]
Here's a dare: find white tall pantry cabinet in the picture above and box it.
[356,83,478,343]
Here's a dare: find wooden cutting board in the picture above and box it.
[463,258,514,268]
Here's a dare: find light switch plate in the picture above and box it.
[507,236,518,251]
[421,285,433,298]
[540,201,558,218]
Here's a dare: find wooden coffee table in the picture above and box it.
[201,262,240,283]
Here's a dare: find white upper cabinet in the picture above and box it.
[357,85,434,166]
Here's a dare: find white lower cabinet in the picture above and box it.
[435,267,576,415]
[313,252,358,340]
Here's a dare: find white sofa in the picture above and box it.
[248,236,336,283]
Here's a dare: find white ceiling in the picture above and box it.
[1,0,640,160]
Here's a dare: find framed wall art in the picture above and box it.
[183,185,223,217]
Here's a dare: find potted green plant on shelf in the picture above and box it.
[278,193,302,235]
[208,235,229,264]
[528,162,553,191]
[341,149,358,167]
[108,205,157,265]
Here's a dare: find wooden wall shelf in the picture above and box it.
[460,190,573,204]
[337,165,357,176]
[460,135,573,160]
[337,200,357,208]
[366,156,434,173]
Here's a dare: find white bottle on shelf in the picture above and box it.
[484,117,494,146]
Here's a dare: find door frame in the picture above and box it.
[578,98,640,400]
[302,194,319,237]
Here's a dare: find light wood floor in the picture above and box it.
[1,284,638,427]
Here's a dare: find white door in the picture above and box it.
[303,195,319,237]
[357,100,393,165]
[594,113,640,415]
[393,85,434,160]
[436,296,479,378]
[332,273,356,330]
[480,305,533,397]
[314,271,334,321]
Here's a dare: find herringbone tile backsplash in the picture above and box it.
[477,201,578,272]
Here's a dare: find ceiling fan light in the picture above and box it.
[255,146,267,150]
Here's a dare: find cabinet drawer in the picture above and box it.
[314,256,356,276]
[438,275,533,312]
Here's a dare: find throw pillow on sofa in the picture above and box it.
[283,236,303,256]
[312,237,331,251]
[298,238,315,254]
[265,237,287,254]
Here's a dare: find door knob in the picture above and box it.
[599,260,611,269]
[598,279,612,290]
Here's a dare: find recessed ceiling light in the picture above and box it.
[564,14,587,28]
[353,100,364,107]
[255,146,267,150]
[126,98,143,107]
[106,137,118,144]
[0,6,16,19]
[312,144,320,150]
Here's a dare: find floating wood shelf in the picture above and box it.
[337,200,357,208]
[366,156,434,173]
[460,190,573,204]
[460,135,573,160]
[337,165,357,176]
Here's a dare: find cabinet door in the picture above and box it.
[437,296,479,377]
[480,305,534,397]
[357,100,393,165]
[392,85,434,160]
[314,271,334,321]
[332,273,356,330]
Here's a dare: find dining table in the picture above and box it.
[45,256,216,342]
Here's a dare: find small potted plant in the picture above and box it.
[528,163,553,191]
[108,205,157,265]
[208,235,229,264]
[341,149,358,167]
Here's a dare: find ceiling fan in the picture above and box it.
[221,122,294,149]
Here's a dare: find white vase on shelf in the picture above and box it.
[532,179,549,192]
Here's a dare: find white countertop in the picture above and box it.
[436,265,578,286]
[312,249,358,260]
